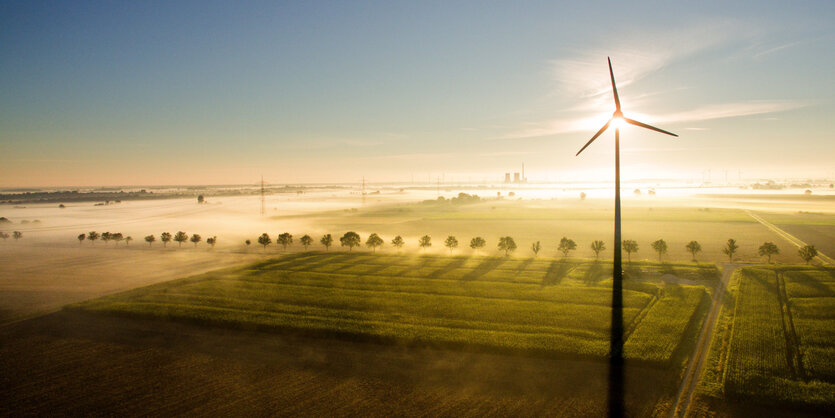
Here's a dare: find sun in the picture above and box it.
[611,116,625,130]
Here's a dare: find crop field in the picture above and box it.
[294,198,810,263]
[760,211,835,257]
[71,252,713,365]
[699,266,835,412]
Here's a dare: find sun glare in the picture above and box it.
[612,116,625,130]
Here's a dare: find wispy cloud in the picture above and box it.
[499,20,805,140]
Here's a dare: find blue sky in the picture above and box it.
[1,1,833,186]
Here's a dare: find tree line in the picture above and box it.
[78,231,217,248]
[241,232,822,264]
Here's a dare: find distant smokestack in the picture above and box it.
[513,172,521,183]
[505,173,511,183]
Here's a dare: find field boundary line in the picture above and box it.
[746,210,834,265]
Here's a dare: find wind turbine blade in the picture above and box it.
[623,117,678,137]
[576,119,612,156]
[608,57,621,111]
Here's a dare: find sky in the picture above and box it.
[1,1,833,187]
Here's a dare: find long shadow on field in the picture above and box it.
[542,259,578,286]
[581,261,611,285]
[787,270,834,297]
[289,253,361,272]
[461,257,505,281]
[429,257,468,279]
[515,258,535,273]
[249,252,313,270]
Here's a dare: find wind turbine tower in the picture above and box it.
[575,57,678,417]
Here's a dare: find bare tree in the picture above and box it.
[590,240,605,259]
[531,241,541,257]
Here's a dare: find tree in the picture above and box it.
[444,236,459,253]
[197,194,205,204]
[112,233,124,246]
[207,236,217,248]
[0,232,9,241]
[579,192,587,200]
[590,240,606,259]
[277,233,293,251]
[622,240,638,262]
[300,235,313,250]
[366,233,384,253]
[470,237,486,254]
[320,234,333,251]
[13,231,22,241]
[798,245,818,264]
[160,232,172,247]
[651,239,668,261]
[77,233,86,244]
[258,233,271,250]
[498,236,517,256]
[685,241,702,262]
[245,239,251,247]
[125,236,133,246]
[173,231,188,247]
[391,235,405,251]
[145,235,156,246]
[723,238,739,263]
[190,234,201,247]
[101,232,112,245]
[340,232,361,251]
[558,237,577,257]
[531,241,541,257]
[419,235,432,251]
[758,242,779,263]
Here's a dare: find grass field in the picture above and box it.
[71,252,714,366]
[697,265,835,412]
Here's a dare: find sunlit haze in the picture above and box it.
[1,1,833,187]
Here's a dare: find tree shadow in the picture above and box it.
[429,257,468,279]
[461,257,505,281]
[581,261,612,285]
[304,252,364,272]
[542,259,578,286]
[515,257,535,273]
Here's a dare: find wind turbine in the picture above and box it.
[575,57,677,417]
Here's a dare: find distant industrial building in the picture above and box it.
[504,164,527,183]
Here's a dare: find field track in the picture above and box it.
[747,211,834,265]
[669,264,736,417]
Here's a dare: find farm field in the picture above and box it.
[759,211,835,257]
[288,198,812,263]
[72,252,715,365]
[695,265,835,414]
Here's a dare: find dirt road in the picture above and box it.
[669,263,736,417]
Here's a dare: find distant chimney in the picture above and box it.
[504,173,511,183]
[513,172,521,183]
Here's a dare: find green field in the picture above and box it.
[698,265,835,411]
[71,252,715,366]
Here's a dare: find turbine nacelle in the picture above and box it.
[575,57,677,157]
